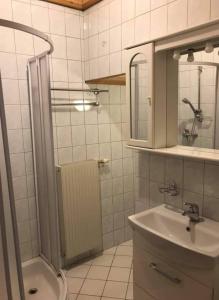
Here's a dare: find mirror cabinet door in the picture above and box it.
[127,44,153,148]
[130,53,150,141]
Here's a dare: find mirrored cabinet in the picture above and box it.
[126,43,174,149]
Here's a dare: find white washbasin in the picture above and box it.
[129,205,219,258]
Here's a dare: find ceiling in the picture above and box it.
[45,0,102,10]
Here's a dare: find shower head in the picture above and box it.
[182,98,203,122]
[182,98,197,114]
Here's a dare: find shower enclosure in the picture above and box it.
[0,19,66,299]
[178,60,219,149]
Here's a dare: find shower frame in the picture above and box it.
[0,19,58,300]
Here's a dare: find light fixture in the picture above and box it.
[173,50,181,60]
[205,42,214,53]
[74,99,92,112]
[187,49,194,62]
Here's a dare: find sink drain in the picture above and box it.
[28,288,38,295]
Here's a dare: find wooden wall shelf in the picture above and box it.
[85,74,126,86]
[45,0,102,11]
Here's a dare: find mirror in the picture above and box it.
[177,47,219,149]
[130,53,150,141]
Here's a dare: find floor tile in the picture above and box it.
[108,267,130,282]
[126,283,133,299]
[68,294,77,300]
[120,240,133,246]
[92,255,114,267]
[112,256,132,268]
[80,279,105,296]
[116,246,133,256]
[87,266,110,280]
[77,295,100,300]
[103,281,128,299]
[67,277,84,294]
[67,265,90,278]
[103,246,117,255]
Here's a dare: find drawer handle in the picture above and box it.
[149,262,182,284]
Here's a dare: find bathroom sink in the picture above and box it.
[128,205,219,258]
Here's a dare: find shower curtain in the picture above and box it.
[27,54,60,271]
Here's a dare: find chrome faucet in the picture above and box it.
[182,202,204,223]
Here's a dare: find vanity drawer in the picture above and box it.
[133,230,214,287]
[134,246,213,300]
[134,284,157,300]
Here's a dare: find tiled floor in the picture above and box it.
[65,240,133,300]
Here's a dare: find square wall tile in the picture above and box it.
[2,79,20,105]
[122,0,135,22]
[89,10,99,36]
[165,157,183,187]
[99,31,109,56]
[149,154,165,182]
[168,0,188,34]
[151,6,167,39]
[0,28,15,52]
[68,60,82,82]
[31,5,50,33]
[188,0,210,27]
[65,13,81,38]
[204,163,219,198]
[151,0,167,10]
[57,126,72,147]
[203,195,219,221]
[110,52,122,76]
[49,9,65,35]
[12,1,32,26]
[184,160,204,194]
[85,125,98,144]
[52,35,67,59]
[122,20,135,48]
[211,0,219,20]
[109,0,122,28]
[0,53,17,79]
[135,13,150,44]
[98,4,109,32]
[110,26,122,53]
[135,0,150,16]
[0,0,12,20]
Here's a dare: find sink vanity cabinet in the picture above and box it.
[129,205,219,300]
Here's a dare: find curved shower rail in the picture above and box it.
[0,19,54,54]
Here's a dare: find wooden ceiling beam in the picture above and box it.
[45,0,102,11]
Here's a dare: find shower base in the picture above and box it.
[22,257,67,300]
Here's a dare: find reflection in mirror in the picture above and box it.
[178,48,219,149]
[130,53,149,141]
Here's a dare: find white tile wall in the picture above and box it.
[84,0,217,80]
[134,152,219,222]
[1,0,219,263]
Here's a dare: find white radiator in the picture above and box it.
[56,160,102,261]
